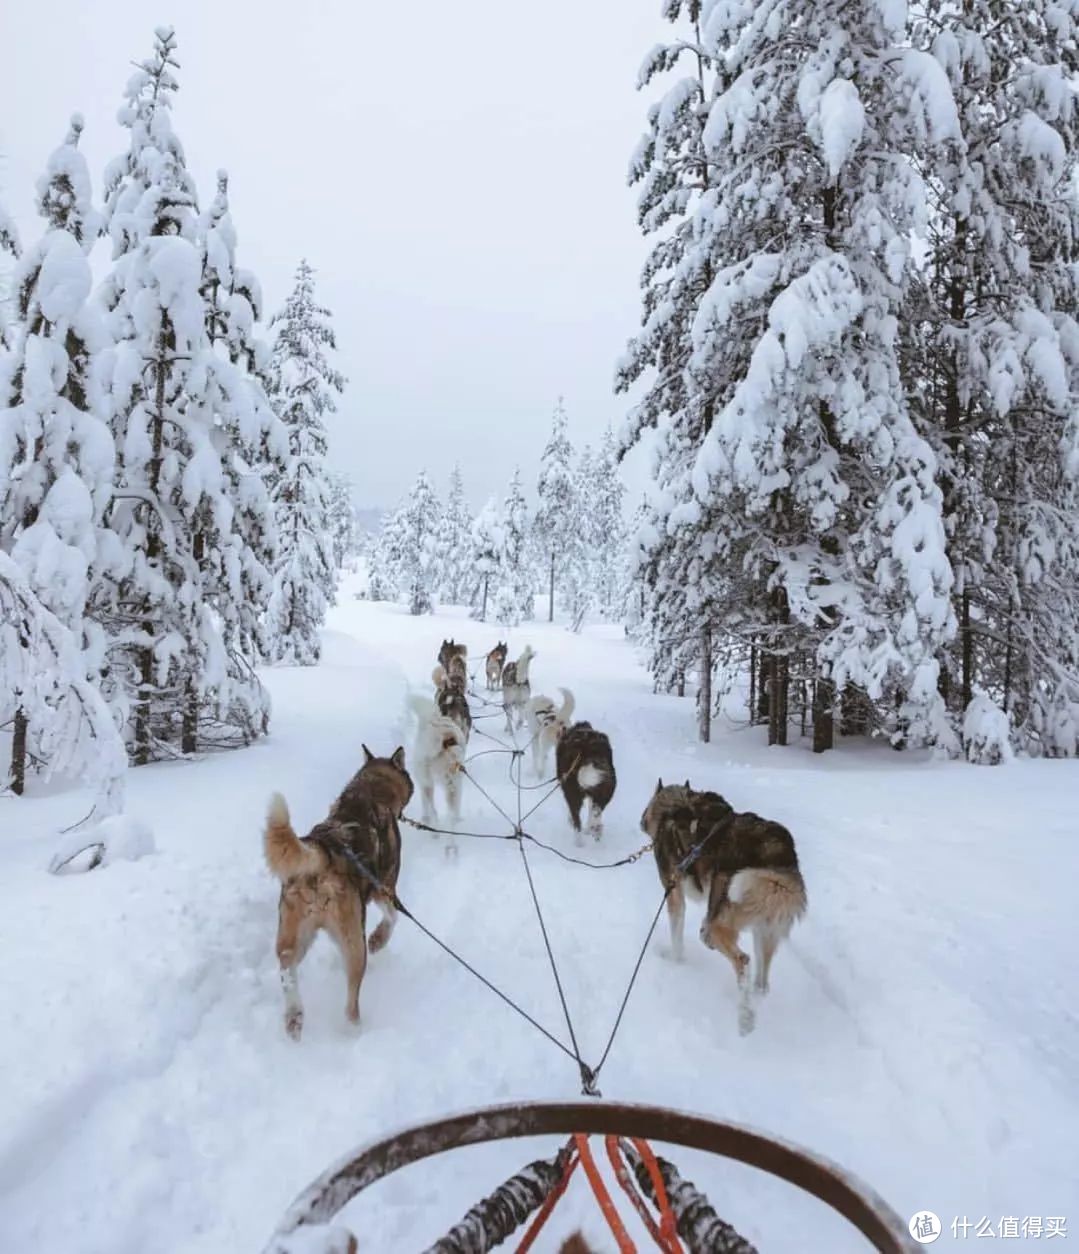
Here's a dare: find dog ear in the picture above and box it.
[685,779,691,790]
[656,778,663,792]
[362,744,374,763]
[391,746,407,770]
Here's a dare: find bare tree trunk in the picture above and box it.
[812,676,835,753]
[748,642,757,725]
[548,553,555,623]
[756,642,770,724]
[181,675,198,755]
[676,671,686,698]
[10,707,28,796]
[698,624,712,743]
[481,575,488,622]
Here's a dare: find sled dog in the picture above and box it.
[438,638,468,673]
[524,687,575,778]
[555,721,616,841]
[641,781,807,1034]
[263,745,413,1040]
[408,693,467,845]
[485,641,508,690]
[501,644,536,731]
[432,663,472,743]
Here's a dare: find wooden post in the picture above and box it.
[698,624,712,743]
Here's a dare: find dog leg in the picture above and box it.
[700,916,754,1034]
[369,895,397,953]
[754,926,780,995]
[586,798,603,841]
[279,966,304,1040]
[445,768,462,858]
[420,777,436,826]
[276,909,314,1041]
[666,882,686,961]
[343,928,368,1026]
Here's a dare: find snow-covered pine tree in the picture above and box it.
[494,467,534,626]
[469,496,503,621]
[912,0,1079,759]
[0,193,19,348]
[326,472,360,571]
[533,398,577,621]
[194,168,285,741]
[560,443,599,632]
[592,425,626,620]
[393,469,441,615]
[434,463,474,605]
[0,114,118,794]
[265,259,345,664]
[619,0,959,750]
[367,504,404,601]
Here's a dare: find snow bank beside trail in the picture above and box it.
[1,592,1076,1253]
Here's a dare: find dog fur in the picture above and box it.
[432,662,472,743]
[524,687,575,779]
[555,720,616,842]
[501,644,536,731]
[264,745,413,1040]
[408,693,467,845]
[641,781,807,1034]
[438,638,468,673]
[485,641,508,690]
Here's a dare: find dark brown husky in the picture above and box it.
[556,721,616,841]
[264,746,413,1040]
[485,641,508,690]
[432,660,472,742]
[641,781,806,1034]
[438,638,468,673]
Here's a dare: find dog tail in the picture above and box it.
[578,763,607,790]
[408,692,437,724]
[264,793,322,880]
[556,687,575,724]
[729,866,807,933]
[432,664,447,689]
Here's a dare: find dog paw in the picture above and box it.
[285,1009,304,1041]
[369,924,391,952]
[345,1007,361,1028]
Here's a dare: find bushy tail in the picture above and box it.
[730,866,807,932]
[408,692,438,724]
[432,665,447,689]
[264,793,322,880]
[556,687,575,724]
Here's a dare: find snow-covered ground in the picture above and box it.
[2,576,1077,1252]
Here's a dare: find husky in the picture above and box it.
[555,721,616,842]
[407,693,467,847]
[438,638,468,673]
[263,745,413,1040]
[641,781,807,1034]
[485,641,508,690]
[432,662,472,743]
[500,644,536,732]
[524,687,575,779]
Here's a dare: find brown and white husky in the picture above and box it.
[555,721,616,842]
[641,781,807,1034]
[500,644,536,732]
[485,641,508,690]
[263,746,413,1040]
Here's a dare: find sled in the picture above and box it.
[263,1100,919,1252]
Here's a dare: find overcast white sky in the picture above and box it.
[0,0,661,511]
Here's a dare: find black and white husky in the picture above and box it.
[555,721,616,842]
[500,644,536,732]
[407,694,466,850]
[524,687,575,779]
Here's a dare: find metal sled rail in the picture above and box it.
[264,1100,919,1252]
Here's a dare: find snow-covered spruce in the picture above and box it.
[383,468,442,616]
[0,114,118,794]
[469,495,504,621]
[493,466,535,627]
[0,551,126,814]
[910,0,1079,757]
[533,397,577,622]
[264,259,345,664]
[326,472,362,572]
[434,464,475,606]
[618,0,959,752]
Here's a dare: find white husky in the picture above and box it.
[524,688,575,779]
[407,694,466,851]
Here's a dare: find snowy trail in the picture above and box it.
[2,585,1077,1252]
